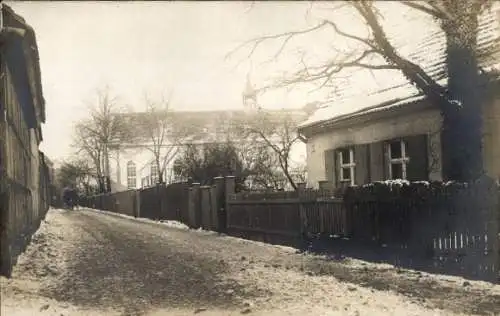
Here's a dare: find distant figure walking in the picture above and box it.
[62,185,79,210]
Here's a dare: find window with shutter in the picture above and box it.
[354,144,370,185]
[369,141,386,182]
[324,149,336,187]
[336,147,356,186]
[404,134,429,181]
[386,139,410,180]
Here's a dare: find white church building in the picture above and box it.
[107,77,313,193]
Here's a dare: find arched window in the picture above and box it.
[127,161,136,189]
[150,163,159,184]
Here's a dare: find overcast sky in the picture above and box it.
[6,1,434,162]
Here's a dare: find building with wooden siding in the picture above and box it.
[1,3,50,276]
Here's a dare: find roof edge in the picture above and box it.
[299,74,500,134]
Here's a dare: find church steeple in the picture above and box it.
[242,72,257,110]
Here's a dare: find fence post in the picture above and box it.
[224,176,236,234]
[213,177,224,232]
[187,187,195,228]
[200,186,211,229]
[135,190,141,218]
[191,183,201,229]
[297,183,308,246]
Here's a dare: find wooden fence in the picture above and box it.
[82,182,190,222]
[0,69,51,277]
[81,176,500,283]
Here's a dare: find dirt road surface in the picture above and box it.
[1,208,499,315]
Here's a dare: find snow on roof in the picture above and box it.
[299,83,424,128]
[300,6,500,130]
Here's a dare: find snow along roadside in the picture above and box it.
[0,208,123,315]
[85,207,500,299]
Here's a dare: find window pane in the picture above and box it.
[341,149,350,164]
[390,141,402,159]
[391,163,403,179]
[341,167,351,180]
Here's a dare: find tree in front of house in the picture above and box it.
[172,142,249,191]
[73,86,132,193]
[228,0,497,182]
[132,92,191,185]
[233,110,306,190]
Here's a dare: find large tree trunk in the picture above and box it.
[440,5,484,181]
[356,2,485,182]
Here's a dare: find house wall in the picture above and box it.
[29,129,40,219]
[483,96,500,180]
[109,147,151,192]
[306,94,500,188]
[305,106,443,188]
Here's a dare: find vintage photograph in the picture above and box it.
[1,1,499,315]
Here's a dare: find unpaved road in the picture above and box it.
[1,208,499,315]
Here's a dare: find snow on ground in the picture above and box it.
[85,208,192,231]
[83,208,500,315]
[0,208,118,316]
[2,208,499,316]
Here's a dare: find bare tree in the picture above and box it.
[236,111,304,190]
[135,93,189,184]
[234,139,287,190]
[73,121,104,192]
[72,87,131,192]
[228,0,497,182]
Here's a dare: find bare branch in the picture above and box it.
[401,1,448,20]
[225,21,330,61]
[349,1,453,110]
[263,48,397,92]
[323,19,380,52]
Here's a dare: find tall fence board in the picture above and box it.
[139,186,162,220]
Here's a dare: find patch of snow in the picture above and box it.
[413,181,431,186]
[0,208,122,316]
[84,208,224,236]
[379,179,411,187]
[231,261,462,316]
[84,208,191,230]
[362,179,411,190]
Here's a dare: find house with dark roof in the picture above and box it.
[298,6,500,189]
